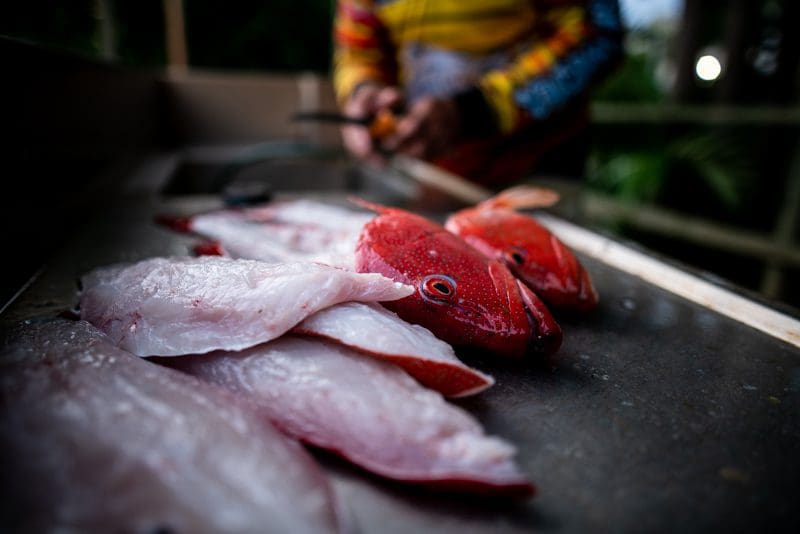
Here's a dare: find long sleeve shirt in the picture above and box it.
[334,0,624,136]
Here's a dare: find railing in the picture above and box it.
[588,103,800,302]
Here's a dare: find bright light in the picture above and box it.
[695,55,722,81]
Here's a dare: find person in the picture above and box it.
[333,0,624,189]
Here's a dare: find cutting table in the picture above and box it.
[1,180,798,533]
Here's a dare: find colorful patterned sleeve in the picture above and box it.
[475,0,624,134]
[333,0,398,102]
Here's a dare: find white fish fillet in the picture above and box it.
[79,256,413,356]
[191,212,356,267]
[237,199,372,230]
[164,336,533,495]
[188,200,372,268]
[294,302,494,397]
[0,319,341,533]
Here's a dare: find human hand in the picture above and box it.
[381,96,461,161]
[341,84,403,166]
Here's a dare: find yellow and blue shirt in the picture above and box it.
[334,0,624,183]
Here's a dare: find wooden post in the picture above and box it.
[761,139,800,297]
[164,0,189,74]
[718,0,756,103]
[671,0,705,102]
[95,0,117,61]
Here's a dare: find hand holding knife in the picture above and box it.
[292,108,398,140]
[294,85,460,165]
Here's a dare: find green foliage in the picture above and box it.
[588,132,755,211]
[184,0,333,72]
[593,53,664,103]
[668,134,754,209]
[588,151,667,202]
[0,1,99,58]
[1,1,334,72]
[112,1,166,67]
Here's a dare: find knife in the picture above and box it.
[292,109,398,138]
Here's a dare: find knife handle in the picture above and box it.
[368,109,397,139]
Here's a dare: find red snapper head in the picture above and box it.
[446,207,598,313]
[354,207,561,358]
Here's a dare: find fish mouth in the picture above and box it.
[487,260,561,357]
[504,253,598,313]
[515,279,562,356]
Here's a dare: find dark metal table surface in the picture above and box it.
[2,193,799,534]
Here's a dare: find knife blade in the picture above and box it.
[291,111,372,126]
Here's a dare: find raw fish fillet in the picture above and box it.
[237,199,372,231]
[167,200,372,268]
[294,302,494,397]
[163,336,534,495]
[0,319,342,533]
[191,213,357,268]
[79,256,413,356]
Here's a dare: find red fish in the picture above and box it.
[353,200,562,358]
[445,186,598,313]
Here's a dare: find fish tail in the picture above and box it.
[478,185,560,211]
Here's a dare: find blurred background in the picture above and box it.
[2,0,799,311]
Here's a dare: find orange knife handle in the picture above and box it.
[368,109,397,139]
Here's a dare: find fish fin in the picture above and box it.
[478,186,560,211]
[347,196,390,214]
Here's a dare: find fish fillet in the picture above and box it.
[236,199,372,231]
[163,336,534,496]
[174,200,372,268]
[294,302,494,397]
[79,256,413,356]
[0,319,341,533]
[191,213,357,267]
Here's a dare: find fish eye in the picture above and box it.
[420,274,457,303]
[432,282,450,294]
[505,247,527,266]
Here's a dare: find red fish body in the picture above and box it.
[354,203,562,358]
[445,187,598,313]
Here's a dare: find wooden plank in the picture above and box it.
[391,155,492,204]
[592,102,800,125]
[537,213,800,349]
[581,193,800,267]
